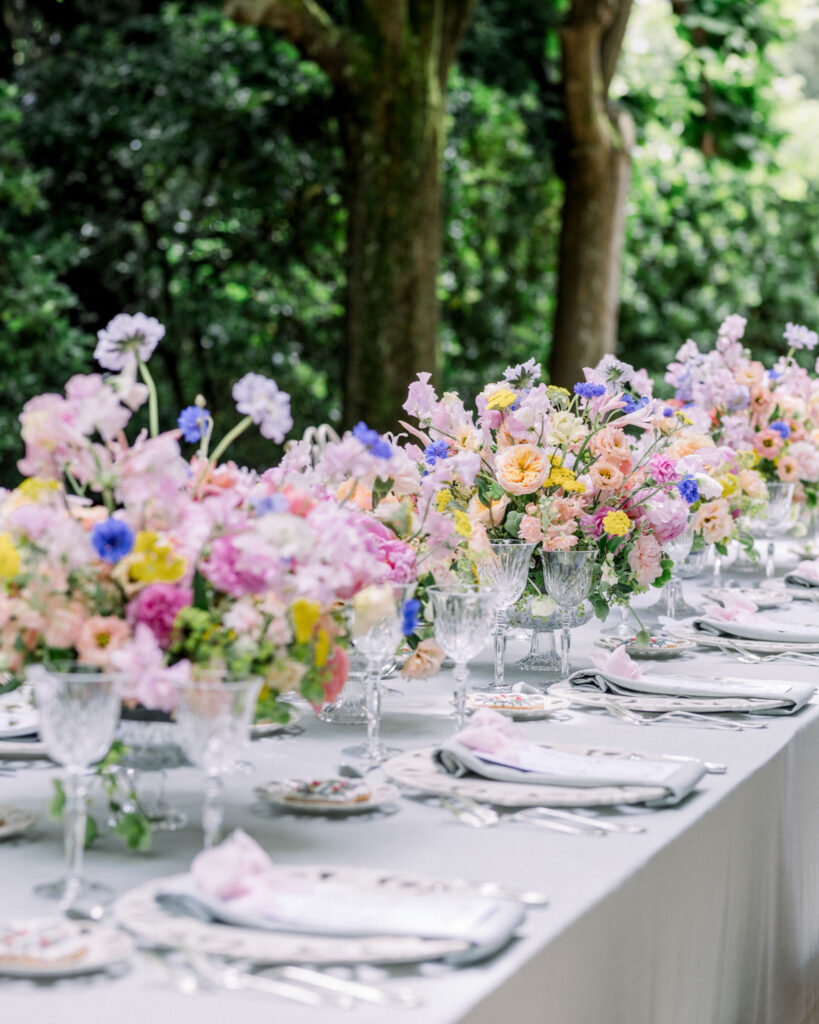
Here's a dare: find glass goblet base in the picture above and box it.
[341,741,401,763]
[34,877,114,905]
[515,631,561,675]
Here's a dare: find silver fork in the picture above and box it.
[603,701,761,731]
[440,794,609,837]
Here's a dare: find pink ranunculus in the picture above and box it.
[648,453,679,484]
[127,583,193,648]
[76,615,131,669]
[627,533,663,586]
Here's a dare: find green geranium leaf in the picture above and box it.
[114,812,151,851]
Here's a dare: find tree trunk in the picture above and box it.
[341,65,444,431]
[548,1,633,388]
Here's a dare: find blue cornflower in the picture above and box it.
[619,393,650,415]
[252,493,290,516]
[768,369,781,381]
[91,518,135,564]
[177,405,212,443]
[573,382,606,400]
[352,421,392,459]
[770,420,791,440]
[401,598,421,637]
[677,474,700,506]
[663,408,674,418]
[424,441,449,467]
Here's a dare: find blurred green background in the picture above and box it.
[1,0,817,476]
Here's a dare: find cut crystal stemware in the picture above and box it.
[477,540,536,690]
[428,585,495,728]
[540,549,596,680]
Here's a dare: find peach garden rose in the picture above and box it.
[494,443,550,496]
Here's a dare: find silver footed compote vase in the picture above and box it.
[540,549,596,681]
[428,585,496,728]
[27,665,122,907]
[174,674,262,849]
[477,540,536,690]
[342,582,416,763]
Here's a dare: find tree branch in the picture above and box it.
[600,0,632,93]
[225,0,362,85]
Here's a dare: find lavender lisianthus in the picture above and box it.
[232,373,293,442]
[784,322,818,351]
[94,312,165,371]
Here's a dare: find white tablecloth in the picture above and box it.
[3,560,819,1024]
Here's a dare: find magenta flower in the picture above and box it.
[127,583,193,648]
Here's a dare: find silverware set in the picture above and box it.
[715,641,819,665]
[438,793,644,837]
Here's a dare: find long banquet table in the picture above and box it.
[3,567,819,1024]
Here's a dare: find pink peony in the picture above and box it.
[110,624,189,712]
[648,453,679,484]
[199,535,269,597]
[643,494,688,544]
[627,533,663,586]
[127,583,193,648]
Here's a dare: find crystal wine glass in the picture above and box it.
[342,582,416,762]
[644,525,697,622]
[749,481,795,577]
[541,549,596,679]
[476,540,536,690]
[28,666,122,906]
[428,585,496,728]
[174,675,262,849]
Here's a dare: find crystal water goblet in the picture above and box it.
[645,525,697,622]
[342,582,416,763]
[749,481,795,577]
[540,549,596,679]
[477,540,536,690]
[428,585,496,728]
[28,666,122,906]
[174,675,262,849]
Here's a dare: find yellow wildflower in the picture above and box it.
[292,598,322,645]
[547,385,571,397]
[453,510,472,537]
[128,531,187,584]
[485,388,517,411]
[314,627,329,668]
[720,474,738,497]
[436,488,452,512]
[15,478,58,501]
[602,510,631,537]
[0,534,20,579]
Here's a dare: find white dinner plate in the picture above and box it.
[668,622,819,654]
[550,680,785,715]
[0,919,133,978]
[0,806,37,841]
[703,586,792,610]
[114,872,469,965]
[383,745,674,808]
[595,636,696,659]
[254,780,401,815]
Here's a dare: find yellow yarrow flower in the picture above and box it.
[720,474,739,497]
[486,388,517,411]
[314,627,329,668]
[129,531,187,584]
[292,598,322,645]
[0,534,21,579]
[453,510,472,538]
[15,478,58,501]
[436,488,452,512]
[602,510,631,537]
[547,385,571,397]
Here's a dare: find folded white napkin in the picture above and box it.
[693,614,819,645]
[432,710,704,806]
[158,831,524,965]
[568,666,814,715]
[785,559,819,588]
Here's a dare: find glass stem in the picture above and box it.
[203,771,224,850]
[365,661,384,761]
[765,541,775,578]
[665,576,680,620]
[453,663,469,730]
[62,770,88,906]
[493,609,508,689]
[713,551,722,584]
[559,609,572,679]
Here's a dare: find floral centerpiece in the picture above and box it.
[398,356,720,621]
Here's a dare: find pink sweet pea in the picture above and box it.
[591,646,643,680]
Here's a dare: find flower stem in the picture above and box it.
[193,416,253,495]
[137,359,160,438]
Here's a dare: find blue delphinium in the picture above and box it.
[770,420,791,440]
[251,494,290,516]
[677,475,700,506]
[619,393,650,415]
[91,518,135,564]
[401,598,421,637]
[352,421,392,459]
[573,382,606,400]
[177,405,212,443]
[424,440,449,466]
